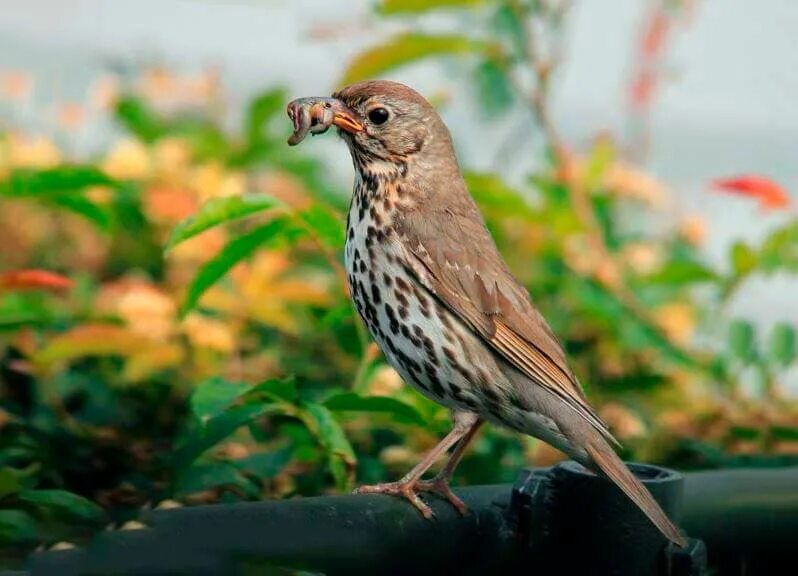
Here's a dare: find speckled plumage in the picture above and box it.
[287,81,685,547]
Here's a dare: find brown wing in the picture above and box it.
[393,196,615,443]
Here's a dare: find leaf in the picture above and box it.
[465,172,534,219]
[176,462,259,497]
[728,319,756,363]
[175,404,274,470]
[760,221,798,273]
[47,193,111,232]
[32,324,152,366]
[324,392,426,426]
[191,377,252,422]
[0,166,115,196]
[0,468,22,499]
[235,447,293,479]
[493,2,526,57]
[712,175,790,210]
[301,403,356,491]
[379,0,486,14]
[647,260,718,285]
[474,57,515,117]
[730,242,758,277]
[0,269,73,294]
[297,204,345,250]
[768,323,796,366]
[244,89,286,145]
[0,510,37,543]
[114,96,166,142]
[165,194,281,252]
[19,489,104,521]
[248,378,298,404]
[341,33,485,85]
[180,216,301,316]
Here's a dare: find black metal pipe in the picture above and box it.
[22,465,797,576]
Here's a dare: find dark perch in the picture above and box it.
[18,464,797,576]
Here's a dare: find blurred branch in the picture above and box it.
[510,0,710,371]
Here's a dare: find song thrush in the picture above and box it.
[287,80,685,547]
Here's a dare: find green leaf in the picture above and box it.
[647,260,718,285]
[47,193,111,232]
[730,242,758,277]
[379,0,486,13]
[180,216,301,316]
[768,323,796,366]
[19,489,104,520]
[176,462,259,497]
[0,510,37,543]
[0,166,115,197]
[324,392,426,426]
[234,447,293,479]
[301,403,356,491]
[0,467,22,499]
[244,89,286,145]
[728,319,756,363]
[341,33,485,85]
[760,221,798,272]
[474,57,515,117]
[114,96,166,142]
[297,204,345,250]
[175,404,274,470]
[493,2,526,57]
[191,377,252,422]
[248,378,298,404]
[465,172,534,219]
[165,194,281,252]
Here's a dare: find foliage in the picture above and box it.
[0,0,796,560]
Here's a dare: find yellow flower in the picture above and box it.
[679,215,707,247]
[6,133,61,169]
[103,139,152,180]
[653,302,695,345]
[621,242,662,275]
[154,138,192,180]
[182,313,236,353]
[603,161,668,208]
[191,162,245,201]
[369,365,404,396]
[599,402,646,440]
[97,281,177,342]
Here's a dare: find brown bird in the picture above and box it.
[287,80,685,547]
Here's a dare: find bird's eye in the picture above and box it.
[367,107,389,125]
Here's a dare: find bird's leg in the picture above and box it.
[415,419,483,515]
[354,412,479,519]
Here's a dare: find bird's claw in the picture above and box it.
[415,477,469,516]
[353,478,468,518]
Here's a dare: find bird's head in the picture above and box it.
[287,80,453,167]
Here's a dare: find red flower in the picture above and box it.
[712,175,791,211]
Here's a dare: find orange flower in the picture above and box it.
[56,103,86,131]
[653,302,695,345]
[103,139,152,180]
[678,215,706,247]
[182,313,236,353]
[0,72,33,101]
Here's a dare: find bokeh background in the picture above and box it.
[1,0,796,561]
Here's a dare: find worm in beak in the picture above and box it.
[286,97,364,146]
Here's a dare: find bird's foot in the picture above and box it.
[353,477,468,518]
[415,477,468,516]
[353,480,435,519]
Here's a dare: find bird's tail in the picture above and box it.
[584,439,686,547]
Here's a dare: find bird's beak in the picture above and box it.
[286,97,364,146]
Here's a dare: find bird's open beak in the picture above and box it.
[286,97,364,146]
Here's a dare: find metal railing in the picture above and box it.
[9,463,797,575]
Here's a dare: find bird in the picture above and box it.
[286,80,685,547]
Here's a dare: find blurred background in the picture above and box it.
[0,0,796,562]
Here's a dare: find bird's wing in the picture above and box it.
[393,199,615,443]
